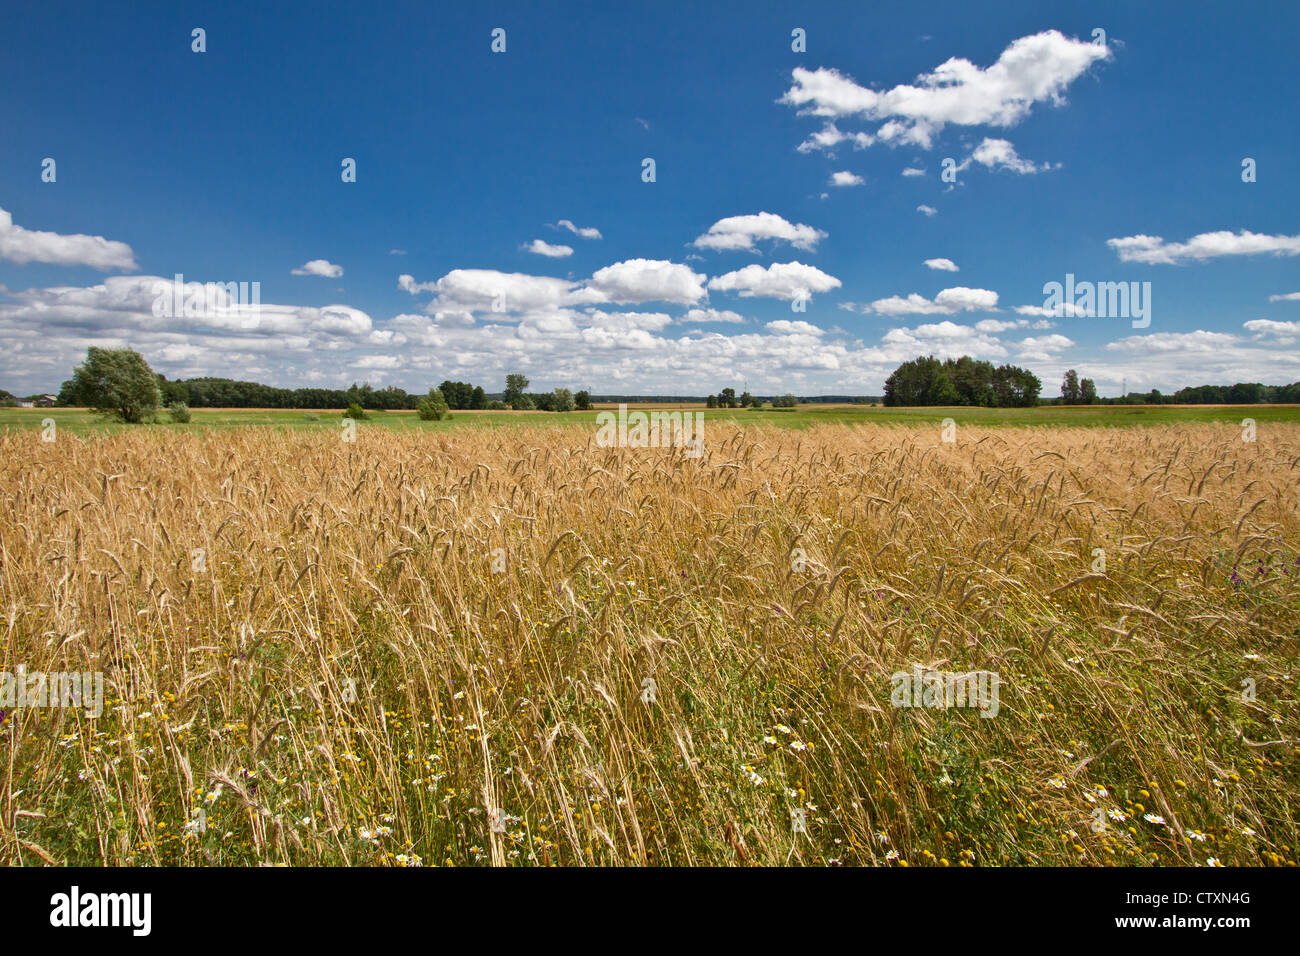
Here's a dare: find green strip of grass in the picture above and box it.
[3,403,1299,435]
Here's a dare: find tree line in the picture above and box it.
[48,349,600,422]
[1113,382,1300,405]
[21,347,1300,421]
[64,375,488,412]
[882,358,1300,408]
[704,388,798,408]
[1055,369,1300,405]
[883,356,1042,407]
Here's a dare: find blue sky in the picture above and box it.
[2,0,1298,397]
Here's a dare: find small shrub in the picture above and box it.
[344,403,366,421]
[417,389,450,421]
[168,402,191,423]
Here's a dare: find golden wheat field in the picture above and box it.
[1,421,1296,867]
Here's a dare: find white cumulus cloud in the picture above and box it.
[681,308,747,324]
[780,30,1111,149]
[523,239,574,258]
[586,259,707,305]
[958,137,1052,174]
[881,320,1008,358]
[1015,302,1086,318]
[582,310,675,333]
[708,261,842,301]
[401,268,580,314]
[975,318,1028,333]
[292,259,344,278]
[867,286,998,315]
[692,212,827,253]
[554,219,602,240]
[1107,230,1300,265]
[351,354,402,369]
[797,121,875,154]
[1016,333,1075,361]
[1243,319,1300,345]
[0,206,137,271]
[765,319,825,336]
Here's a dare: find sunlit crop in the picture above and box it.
[2,421,1296,866]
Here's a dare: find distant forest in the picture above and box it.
[883,356,1300,408]
[43,374,883,410]
[5,355,1297,410]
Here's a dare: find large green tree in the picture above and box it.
[504,373,529,408]
[1061,369,1081,404]
[552,387,575,412]
[64,347,161,422]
